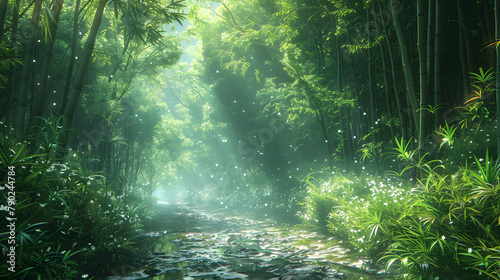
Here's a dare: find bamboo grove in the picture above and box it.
[2,0,500,279]
[1,0,186,191]
[2,0,500,203]
[188,0,500,177]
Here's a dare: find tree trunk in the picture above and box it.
[390,0,420,132]
[337,36,350,172]
[58,0,106,157]
[457,0,474,74]
[372,1,395,141]
[3,0,21,128]
[14,0,43,140]
[28,0,65,138]
[495,0,500,158]
[0,0,8,42]
[59,0,81,116]
[378,0,407,141]
[427,0,435,109]
[311,23,324,75]
[434,0,444,126]
[485,1,496,67]
[457,0,472,98]
[418,0,429,150]
[459,16,471,103]
[366,4,379,173]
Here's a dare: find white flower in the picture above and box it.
[468,248,473,253]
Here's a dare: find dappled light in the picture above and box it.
[1,0,500,280]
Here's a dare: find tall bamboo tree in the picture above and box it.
[390,0,419,132]
[458,14,470,101]
[14,0,42,139]
[434,0,444,126]
[3,0,21,127]
[495,0,500,158]
[59,0,107,156]
[59,0,81,116]
[378,0,407,141]
[418,0,429,149]
[457,0,471,99]
[426,0,434,107]
[28,0,65,139]
[366,2,379,173]
[0,0,8,42]
[372,2,394,140]
[337,36,351,172]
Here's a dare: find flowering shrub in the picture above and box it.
[299,174,411,261]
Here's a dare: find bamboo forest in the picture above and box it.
[3,0,500,279]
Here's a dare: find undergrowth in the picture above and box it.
[299,145,500,279]
[0,134,156,279]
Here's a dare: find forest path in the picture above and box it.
[105,202,387,280]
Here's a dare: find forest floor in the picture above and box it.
[103,202,390,280]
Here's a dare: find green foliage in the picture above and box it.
[389,137,443,177]
[357,129,382,163]
[0,120,156,279]
[298,172,410,262]
[297,132,500,279]
[469,68,495,101]
[382,145,500,279]
[454,68,496,131]
[435,121,458,150]
[0,42,22,86]
[472,150,500,187]
[439,118,496,172]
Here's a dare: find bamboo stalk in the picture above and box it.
[58,0,107,157]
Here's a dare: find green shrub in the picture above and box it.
[297,136,500,279]
[0,136,154,279]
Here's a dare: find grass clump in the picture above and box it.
[298,139,500,279]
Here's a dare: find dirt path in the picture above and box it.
[105,202,388,280]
